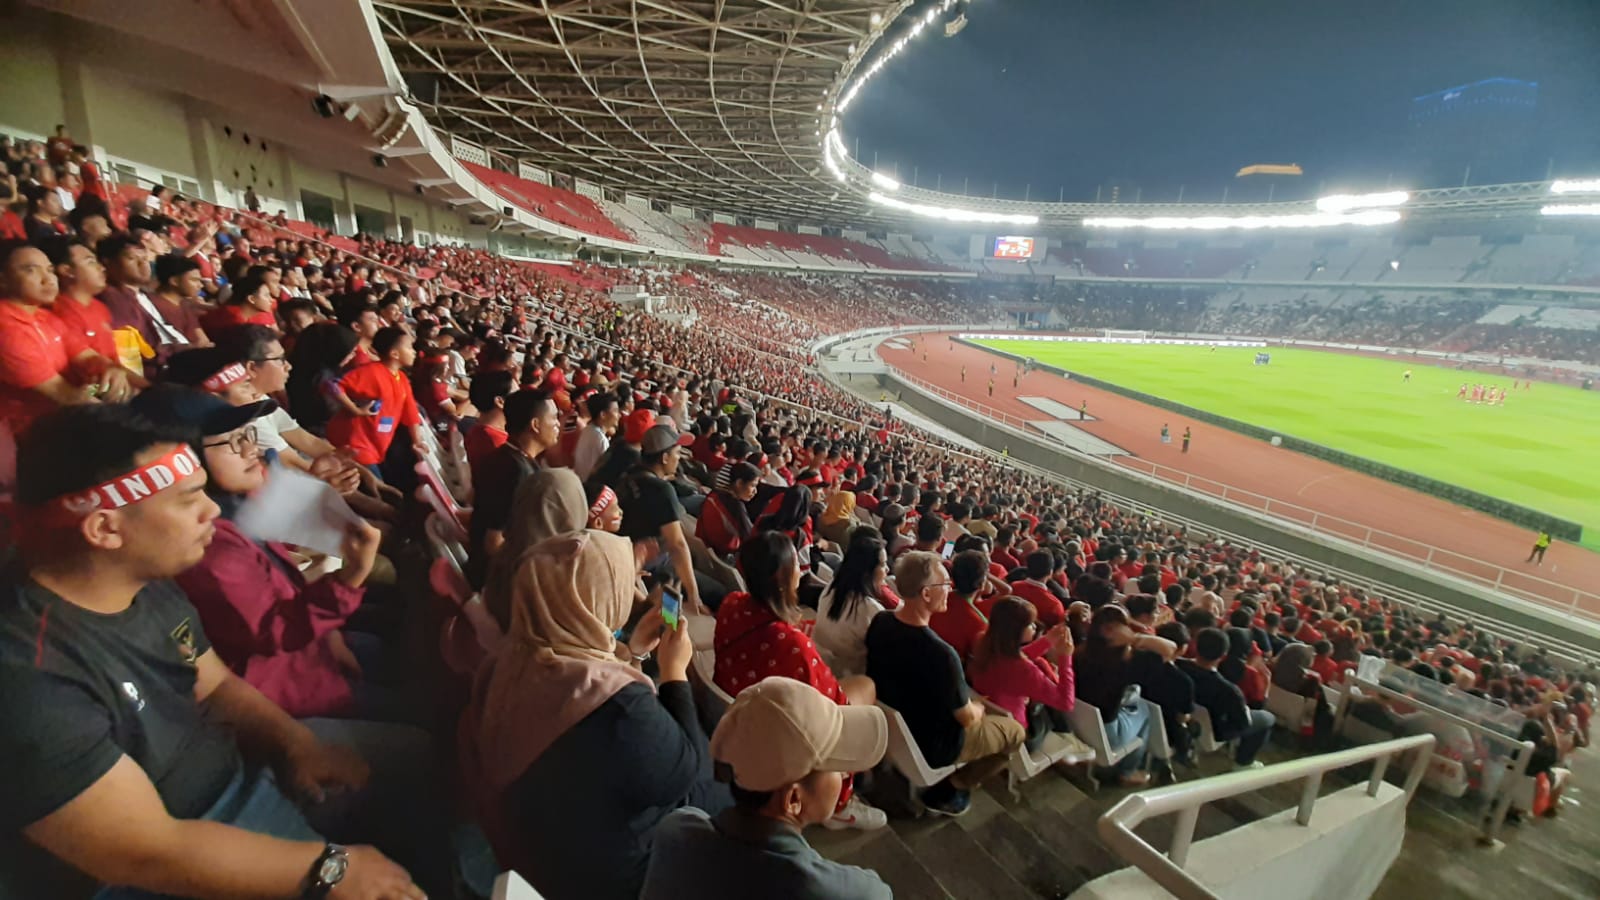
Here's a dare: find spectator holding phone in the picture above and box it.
[462,526,728,900]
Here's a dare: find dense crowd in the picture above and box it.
[0,133,1593,900]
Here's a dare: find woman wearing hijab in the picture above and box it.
[482,467,588,630]
[1219,627,1270,708]
[1271,641,1336,740]
[462,528,724,900]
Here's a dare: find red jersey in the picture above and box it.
[50,294,118,363]
[0,301,90,435]
[1009,579,1066,629]
[325,362,421,465]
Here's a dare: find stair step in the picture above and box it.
[899,816,1041,900]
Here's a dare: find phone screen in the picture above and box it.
[941,541,956,560]
[660,589,682,631]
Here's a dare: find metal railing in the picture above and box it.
[1097,734,1435,900]
[882,362,1600,621]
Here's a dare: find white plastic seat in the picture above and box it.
[1266,684,1320,734]
[878,702,959,813]
[1007,728,1097,792]
[1190,706,1226,754]
[1066,702,1145,770]
[690,642,735,705]
[492,871,546,900]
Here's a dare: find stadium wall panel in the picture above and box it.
[871,371,1600,655]
[959,339,1584,543]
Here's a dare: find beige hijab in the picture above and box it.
[467,529,651,792]
[483,467,588,629]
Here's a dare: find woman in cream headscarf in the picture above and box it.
[482,467,588,630]
[462,523,728,900]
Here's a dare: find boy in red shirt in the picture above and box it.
[325,326,420,469]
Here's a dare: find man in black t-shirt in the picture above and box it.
[618,423,704,613]
[0,405,422,899]
[1178,629,1275,769]
[468,387,560,586]
[866,551,1024,817]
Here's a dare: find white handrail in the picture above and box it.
[1097,734,1436,900]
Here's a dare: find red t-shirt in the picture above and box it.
[712,592,853,812]
[201,304,275,335]
[1010,579,1066,629]
[325,362,421,465]
[1311,656,1350,686]
[930,595,989,664]
[0,301,89,434]
[50,295,118,362]
[463,423,508,471]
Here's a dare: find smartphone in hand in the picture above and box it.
[661,588,682,631]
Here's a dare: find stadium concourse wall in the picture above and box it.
[864,367,1600,657]
[955,334,1585,543]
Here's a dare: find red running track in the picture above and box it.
[879,333,1600,619]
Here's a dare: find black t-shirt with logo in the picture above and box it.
[0,568,242,895]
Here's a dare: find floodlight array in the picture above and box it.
[1550,179,1600,194]
[1084,210,1403,231]
[1541,203,1600,217]
[868,191,1040,225]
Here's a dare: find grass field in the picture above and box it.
[972,339,1600,551]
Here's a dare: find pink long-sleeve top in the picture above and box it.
[970,637,1076,725]
[175,518,365,717]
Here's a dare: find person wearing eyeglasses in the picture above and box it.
[866,550,1026,817]
[129,385,399,726]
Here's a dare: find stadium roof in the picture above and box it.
[375,0,909,225]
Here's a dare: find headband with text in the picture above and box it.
[58,444,202,516]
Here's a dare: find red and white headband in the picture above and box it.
[58,444,202,516]
[588,486,617,520]
[202,362,250,393]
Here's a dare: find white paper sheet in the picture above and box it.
[233,462,364,557]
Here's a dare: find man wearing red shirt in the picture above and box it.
[929,551,990,664]
[0,242,134,484]
[1005,551,1066,629]
[325,327,420,468]
[44,238,119,364]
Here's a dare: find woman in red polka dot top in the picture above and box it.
[712,530,887,831]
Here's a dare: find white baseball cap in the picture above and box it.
[710,677,888,792]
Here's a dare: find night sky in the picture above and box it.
[846,0,1600,203]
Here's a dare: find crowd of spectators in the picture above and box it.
[0,132,1593,900]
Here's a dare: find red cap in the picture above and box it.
[622,408,657,444]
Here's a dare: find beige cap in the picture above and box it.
[710,677,888,792]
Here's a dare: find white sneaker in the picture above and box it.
[1233,760,1265,771]
[825,794,889,831]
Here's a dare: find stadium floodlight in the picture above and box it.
[870,171,902,191]
[1082,210,1402,231]
[1550,179,1600,195]
[869,191,1040,225]
[1315,190,1410,213]
[1541,203,1600,217]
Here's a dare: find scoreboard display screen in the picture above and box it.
[991,236,1036,260]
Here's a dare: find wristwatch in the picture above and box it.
[304,843,349,898]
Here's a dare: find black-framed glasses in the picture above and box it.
[203,426,259,457]
[255,355,288,364]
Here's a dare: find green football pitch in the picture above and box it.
[971,339,1600,551]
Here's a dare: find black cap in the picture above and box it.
[162,346,246,389]
[130,383,276,438]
